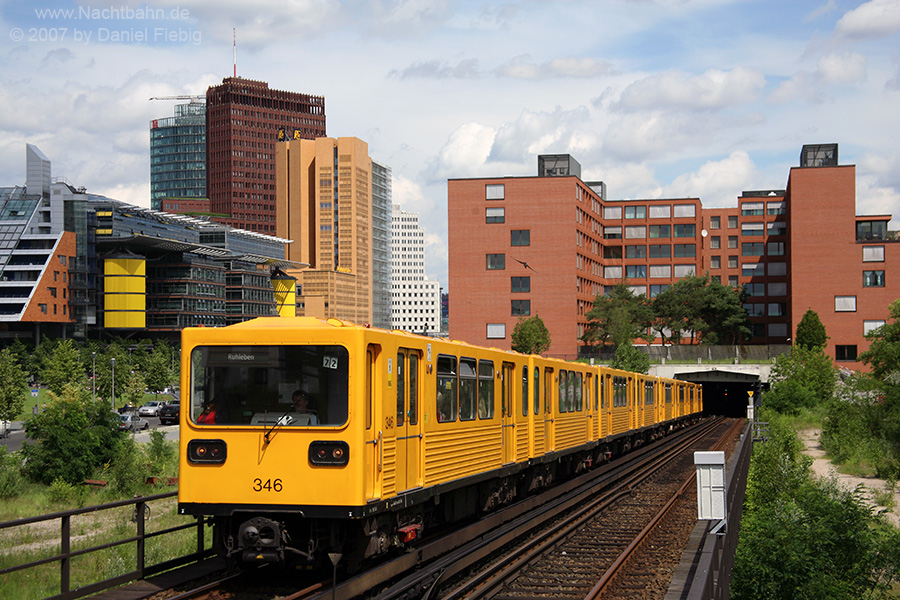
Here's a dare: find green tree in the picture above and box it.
[768,345,836,408]
[795,308,828,350]
[858,299,900,380]
[144,341,175,396]
[39,339,85,396]
[0,348,28,425]
[582,283,654,349]
[652,274,749,345]
[22,383,122,484]
[511,315,552,355]
[609,343,650,374]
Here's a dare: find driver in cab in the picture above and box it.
[291,390,319,425]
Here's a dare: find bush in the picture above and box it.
[47,477,87,507]
[0,446,24,499]
[106,436,151,496]
[146,430,177,476]
[762,379,818,415]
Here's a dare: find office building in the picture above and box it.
[391,204,441,335]
[206,77,325,234]
[447,145,899,369]
[149,100,206,211]
[371,161,393,329]
[275,137,380,324]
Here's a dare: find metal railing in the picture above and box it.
[0,491,214,600]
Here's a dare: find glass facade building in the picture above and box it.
[150,102,206,211]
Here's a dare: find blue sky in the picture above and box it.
[1,0,899,289]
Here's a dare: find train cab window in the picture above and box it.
[189,344,349,427]
[396,353,406,427]
[437,355,458,422]
[459,358,477,421]
[533,367,540,415]
[558,371,568,413]
[521,366,529,416]
[478,360,494,419]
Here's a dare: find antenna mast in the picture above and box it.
[233,28,236,77]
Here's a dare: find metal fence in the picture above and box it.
[550,344,792,364]
[0,491,214,600]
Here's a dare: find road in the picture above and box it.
[1,417,180,453]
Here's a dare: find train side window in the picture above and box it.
[544,368,553,414]
[558,370,567,413]
[594,373,599,411]
[568,372,576,412]
[459,358,477,421]
[366,346,376,430]
[409,353,418,425]
[533,367,540,415]
[521,365,529,416]
[396,352,405,427]
[574,372,583,411]
[437,355,458,422]
[665,383,672,404]
[478,360,494,419]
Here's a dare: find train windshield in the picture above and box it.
[189,345,349,427]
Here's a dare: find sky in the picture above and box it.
[1,0,900,290]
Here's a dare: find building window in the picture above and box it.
[744,283,765,297]
[768,282,787,296]
[624,205,646,219]
[649,265,671,278]
[768,323,788,337]
[487,323,506,338]
[741,202,764,216]
[39,304,47,314]
[728,275,739,287]
[864,320,886,334]
[743,303,765,317]
[485,184,505,200]
[486,254,505,270]
[624,225,646,239]
[768,262,787,276]
[649,244,670,258]
[742,263,764,277]
[835,345,858,361]
[673,224,696,238]
[863,270,885,287]
[728,255,738,269]
[673,264,695,278]
[604,265,623,279]
[863,246,884,262]
[768,303,786,316]
[728,215,738,229]
[603,226,622,239]
[625,245,646,259]
[511,300,531,316]
[625,265,647,278]
[741,222,764,236]
[767,201,785,215]
[742,242,764,256]
[768,241,785,256]
[673,204,696,218]
[673,244,696,258]
[710,235,721,249]
[603,206,621,219]
[711,256,721,269]
[750,323,766,337]
[49,287,57,298]
[709,216,721,229]
[728,236,739,249]
[486,207,505,223]
[649,205,670,219]
[857,221,887,241]
[767,222,786,236]
[604,246,623,259]
[649,224,670,238]
[835,296,857,312]
[649,284,670,297]
[511,276,530,293]
[511,229,530,246]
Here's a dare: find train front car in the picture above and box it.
[177,317,365,570]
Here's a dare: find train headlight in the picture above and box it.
[308,441,350,466]
[187,439,227,464]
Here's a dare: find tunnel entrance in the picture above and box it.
[674,369,765,418]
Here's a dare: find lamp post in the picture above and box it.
[110,358,116,411]
[91,352,96,403]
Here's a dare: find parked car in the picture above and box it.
[119,414,149,432]
[158,400,180,425]
[138,401,164,417]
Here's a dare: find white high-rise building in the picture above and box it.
[391,204,441,335]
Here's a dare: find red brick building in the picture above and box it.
[206,77,325,234]
[447,144,898,370]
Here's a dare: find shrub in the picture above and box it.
[47,477,87,507]
[107,436,150,496]
[146,429,177,476]
[0,446,24,499]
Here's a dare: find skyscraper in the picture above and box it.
[149,100,206,211]
[391,204,441,335]
[207,77,325,233]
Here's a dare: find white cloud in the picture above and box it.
[804,1,838,23]
[661,151,759,206]
[834,0,900,40]
[614,68,766,112]
[495,55,616,79]
[816,52,867,85]
[423,122,497,183]
[769,52,867,103]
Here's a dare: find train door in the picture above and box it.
[501,362,516,464]
[532,366,544,455]
[543,367,555,452]
[394,348,422,492]
[365,345,381,501]
[588,373,598,441]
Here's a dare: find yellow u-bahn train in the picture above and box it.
[177,317,702,569]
